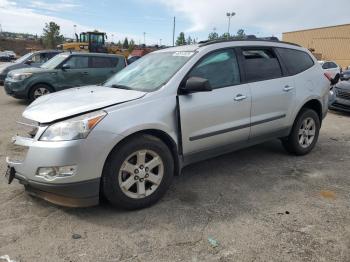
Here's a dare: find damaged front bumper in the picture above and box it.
[5,126,101,207]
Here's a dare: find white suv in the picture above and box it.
[319,60,341,79]
[6,39,330,209]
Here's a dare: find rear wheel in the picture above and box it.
[29,84,53,101]
[282,108,320,155]
[102,134,174,210]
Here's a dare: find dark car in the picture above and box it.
[0,50,61,85]
[4,52,126,101]
[329,81,350,113]
[0,52,11,62]
[340,69,350,81]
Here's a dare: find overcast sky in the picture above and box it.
[0,0,349,45]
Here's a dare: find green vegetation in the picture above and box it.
[207,29,246,41]
[42,22,64,49]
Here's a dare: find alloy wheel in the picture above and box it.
[33,87,50,99]
[118,149,164,199]
[298,117,316,148]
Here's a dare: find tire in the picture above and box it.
[282,108,320,155]
[102,134,174,210]
[29,84,53,101]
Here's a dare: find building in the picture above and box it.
[282,24,350,68]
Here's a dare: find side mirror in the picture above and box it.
[181,77,212,94]
[25,59,33,65]
[61,64,71,70]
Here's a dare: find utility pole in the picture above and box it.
[73,24,77,40]
[143,32,146,45]
[159,38,162,46]
[172,16,176,46]
[226,12,236,39]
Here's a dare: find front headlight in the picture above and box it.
[40,110,107,141]
[11,72,32,81]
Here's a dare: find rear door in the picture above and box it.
[178,48,251,157]
[88,56,125,84]
[237,46,295,138]
[55,55,90,90]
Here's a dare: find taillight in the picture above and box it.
[324,72,332,82]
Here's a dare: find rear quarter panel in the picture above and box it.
[292,60,329,122]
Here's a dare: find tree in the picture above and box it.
[123,37,129,49]
[208,31,219,40]
[128,39,135,53]
[186,36,192,45]
[116,40,122,48]
[42,22,64,49]
[176,32,186,46]
[220,32,230,39]
[236,29,246,39]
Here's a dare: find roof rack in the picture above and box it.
[198,35,301,47]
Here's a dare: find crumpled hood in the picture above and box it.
[23,85,146,123]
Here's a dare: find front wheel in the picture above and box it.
[29,84,53,101]
[102,134,174,210]
[282,108,320,155]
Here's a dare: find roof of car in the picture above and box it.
[61,52,124,57]
[198,38,300,47]
[155,39,304,54]
[34,50,62,54]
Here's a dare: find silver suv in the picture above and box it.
[6,40,329,209]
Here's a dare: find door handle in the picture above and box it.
[234,94,247,101]
[81,72,89,75]
[283,85,294,92]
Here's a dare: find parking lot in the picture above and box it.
[0,84,349,261]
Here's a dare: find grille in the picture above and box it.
[336,89,350,100]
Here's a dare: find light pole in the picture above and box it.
[73,24,77,40]
[226,12,235,39]
[159,38,162,46]
[143,32,146,45]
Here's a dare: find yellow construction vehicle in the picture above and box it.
[58,31,129,57]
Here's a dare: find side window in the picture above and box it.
[328,62,337,69]
[241,48,282,82]
[65,56,89,69]
[276,48,314,75]
[31,54,42,63]
[116,57,126,71]
[188,49,240,89]
[90,57,115,68]
[322,63,329,69]
[46,52,58,60]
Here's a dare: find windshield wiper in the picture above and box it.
[109,84,131,90]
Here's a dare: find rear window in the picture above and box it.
[276,48,314,75]
[241,48,282,82]
[90,56,118,68]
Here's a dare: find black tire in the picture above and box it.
[282,108,320,155]
[29,84,53,101]
[102,134,174,210]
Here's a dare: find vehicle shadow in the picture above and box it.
[329,109,350,117]
[53,139,306,229]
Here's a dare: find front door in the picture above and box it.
[178,49,251,157]
[55,55,90,91]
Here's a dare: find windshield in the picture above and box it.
[15,53,33,63]
[104,51,194,92]
[41,54,69,69]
